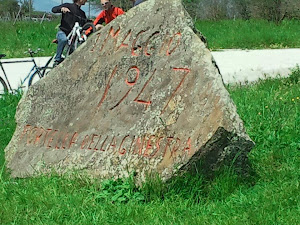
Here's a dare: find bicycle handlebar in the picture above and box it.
[24,48,44,56]
[67,11,92,23]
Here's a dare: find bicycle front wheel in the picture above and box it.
[65,36,76,57]
[0,76,8,95]
[82,22,96,34]
[42,56,54,76]
[28,69,44,87]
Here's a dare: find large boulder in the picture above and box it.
[5,0,254,181]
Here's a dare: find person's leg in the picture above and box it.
[54,30,68,62]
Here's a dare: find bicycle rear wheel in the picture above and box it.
[0,76,8,95]
[74,23,96,49]
[28,69,44,87]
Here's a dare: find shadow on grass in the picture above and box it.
[140,161,258,204]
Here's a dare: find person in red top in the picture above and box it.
[86,0,124,35]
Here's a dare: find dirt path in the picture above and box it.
[213,48,300,84]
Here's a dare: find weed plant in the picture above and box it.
[0,69,299,224]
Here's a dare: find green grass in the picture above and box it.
[195,19,300,50]
[0,19,300,58]
[0,91,22,168]
[0,21,58,58]
[0,68,299,224]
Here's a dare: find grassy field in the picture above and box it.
[196,19,300,50]
[0,19,299,58]
[0,20,58,58]
[0,67,299,224]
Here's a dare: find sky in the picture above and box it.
[33,0,100,17]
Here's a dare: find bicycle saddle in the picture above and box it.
[0,54,6,59]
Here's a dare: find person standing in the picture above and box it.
[52,0,88,66]
[88,0,124,33]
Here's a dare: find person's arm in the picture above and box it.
[93,11,105,26]
[117,8,125,15]
[78,12,88,26]
[52,3,70,14]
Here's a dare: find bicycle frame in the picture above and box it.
[65,22,87,56]
[75,22,86,42]
[0,58,32,92]
[21,59,39,87]
[0,51,54,92]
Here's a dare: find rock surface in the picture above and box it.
[5,0,254,181]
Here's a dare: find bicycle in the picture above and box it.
[52,13,96,62]
[0,49,53,95]
[64,21,96,57]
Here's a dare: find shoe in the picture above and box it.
[53,58,64,67]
